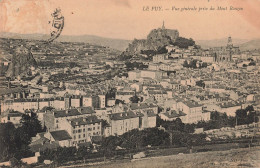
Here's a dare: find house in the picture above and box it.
[168,100,211,123]
[115,91,135,103]
[71,95,82,108]
[0,111,23,126]
[59,115,102,146]
[218,102,243,116]
[44,130,72,147]
[159,110,186,122]
[147,90,168,102]
[43,108,95,132]
[128,70,141,80]
[107,111,139,136]
[50,97,66,110]
[153,54,168,63]
[140,70,164,79]
[129,103,158,114]
[136,109,157,128]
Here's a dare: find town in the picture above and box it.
[0,23,259,167]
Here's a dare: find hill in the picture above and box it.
[126,27,179,54]
[6,46,37,78]
[196,38,249,48]
[0,32,130,51]
[238,39,260,51]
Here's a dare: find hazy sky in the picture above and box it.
[0,0,259,40]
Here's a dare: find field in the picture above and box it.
[68,146,260,168]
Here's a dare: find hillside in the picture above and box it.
[126,27,179,54]
[0,32,130,51]
[239,39,260,51]
[196,38,249,48]
[85,147,259,168]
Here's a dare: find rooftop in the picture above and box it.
[69,115,101,127]
[50,130,72,141]
[109,111,138,120]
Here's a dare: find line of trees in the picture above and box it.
[125,61,148,71]
[172,37,195,49]
[183,60,207,69]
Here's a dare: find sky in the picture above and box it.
[0,0,260,41]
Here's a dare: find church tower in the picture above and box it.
[227,36,233,49]
[162,21,165,29]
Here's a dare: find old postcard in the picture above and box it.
[0,0,259,167]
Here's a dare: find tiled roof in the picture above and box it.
[69,115,101,127]
[5,111,23,117]
[0,87,26,96]
[109,111,138,120]
[54,109,81,118]
[50,130,72,141]
[130,103,157,110]
[78,107,96,114]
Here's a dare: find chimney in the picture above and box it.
[66,109,69,114]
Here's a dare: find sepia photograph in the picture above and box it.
[0,0,259,167]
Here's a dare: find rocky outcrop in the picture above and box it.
[126,28,179,53]
[6,46,37,77]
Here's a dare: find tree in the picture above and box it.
[0,123,17,161]
[129,95,140,103]
[106,88,117,99]
[20,112,43,138]
[157,46,168,54]
[196,80,205,88]
[0,122,34,162]
[77,145,93,163]
[172,37,195,49]
[100,136,122,158]
[183,60,189,67]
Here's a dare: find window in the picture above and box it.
[73,130,75,134]
[74,136,76,139]
[83,129,85,132]
[78,129,82,133]
[97,126,100,129]
[88,128,92,131]
[78,135,81,139]
[93,127,95,130]
[83,134,85,137]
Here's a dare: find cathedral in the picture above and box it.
[213,36,240,62]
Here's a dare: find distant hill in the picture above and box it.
[196,38,249,49]
[0,32,131,51]
[238,39,260,51]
